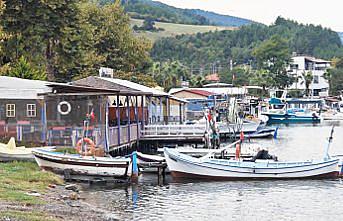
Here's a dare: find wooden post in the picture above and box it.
[166,97,170,124]
[135,95,139,148]
[127,95,131,145]
[141,96,145,129]
[179,103,182,124]
[159,97,163,123]
[116,94,121,146]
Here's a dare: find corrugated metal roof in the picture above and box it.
[169,87,246,96]
[99,77,169,97]
[0,76,51,99]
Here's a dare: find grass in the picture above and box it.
[0,210,59,221]
[0,161,63,205]
[131,18,237,42]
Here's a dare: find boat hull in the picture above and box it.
[165,148,339,180]
[263,113,321,124]
[33,149,131,178]
[0,152,34,162]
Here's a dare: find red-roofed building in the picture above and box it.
[205,73,220,82]
[171,89,214,100]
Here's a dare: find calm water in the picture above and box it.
[84,122,343,221]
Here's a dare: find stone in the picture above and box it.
[65,184,79,192]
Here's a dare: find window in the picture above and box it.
[313,75,319,84]
[27,104,36,117]
[6,104,15,117]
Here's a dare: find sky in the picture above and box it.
[156,0,343,32]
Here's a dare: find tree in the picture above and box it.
[189,75,207,87]
[150,61,189,91]
[1,0,83,81]
[4,56,47,80]
[302,71,313,97]
[250,69,274,95]
[253,35,294,88]
[324,58,343,95]
[219,66,251,86]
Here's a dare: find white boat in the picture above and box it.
[32,148,132,178]
[164,148,339,180]
[157,140,256,158]
[0,137,54,162]
[321,111,343,121]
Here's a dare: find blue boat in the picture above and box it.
[262,98,322,124]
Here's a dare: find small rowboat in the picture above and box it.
[164,148,339,180]
[32,148,132,178]
[0,137,46,162]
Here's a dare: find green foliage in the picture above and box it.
[150,61,190,91]
[302,71,313,97]
[0,210,58,221]
[151,17,343,73]
[249,69,274,92]
[2,56,47,80]
[189,74,207,87]
[324,58,343,95]
[0,0,152,82]
[0,0,83,81]
[219,66,251,86]
[133,18,164,32]
[0,161,63,204]
[120,0,211,25]
[99,0,254,27]
[113,71,158,88]
[253,35,293,88]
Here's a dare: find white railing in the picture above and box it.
[142,124,206,137]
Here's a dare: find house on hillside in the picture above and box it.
[288,55,331,97]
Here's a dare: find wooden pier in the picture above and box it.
[140,124,205,143]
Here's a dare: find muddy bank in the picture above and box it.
[0,184,120,221]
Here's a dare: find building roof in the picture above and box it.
[293,56,331,63]
[205,73,220,82]
[185,89,215,97]
[169,87,246,98]
[204,83,232,88]
[0,76,51,99]
[74,76,165,96]
[99,77,168,97]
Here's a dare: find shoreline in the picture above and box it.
[0,162,119,221]
[0,185,119,221]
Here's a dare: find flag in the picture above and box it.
[90,111,95,120]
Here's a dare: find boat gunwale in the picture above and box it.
[165,148,339,174]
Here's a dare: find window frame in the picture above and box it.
[26,104,37,117]
[6,104,16,118]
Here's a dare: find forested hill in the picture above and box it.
[151,17,343,66]
[339,32,343,43]
[99,0,254,26]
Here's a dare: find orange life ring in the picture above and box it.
[235,143,241,160]
[76,138,95,156]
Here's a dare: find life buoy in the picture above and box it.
[76,137,95,156]
[57,101,71,115]
[235,143,241,160]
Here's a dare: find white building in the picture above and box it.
[288,56,331,97]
